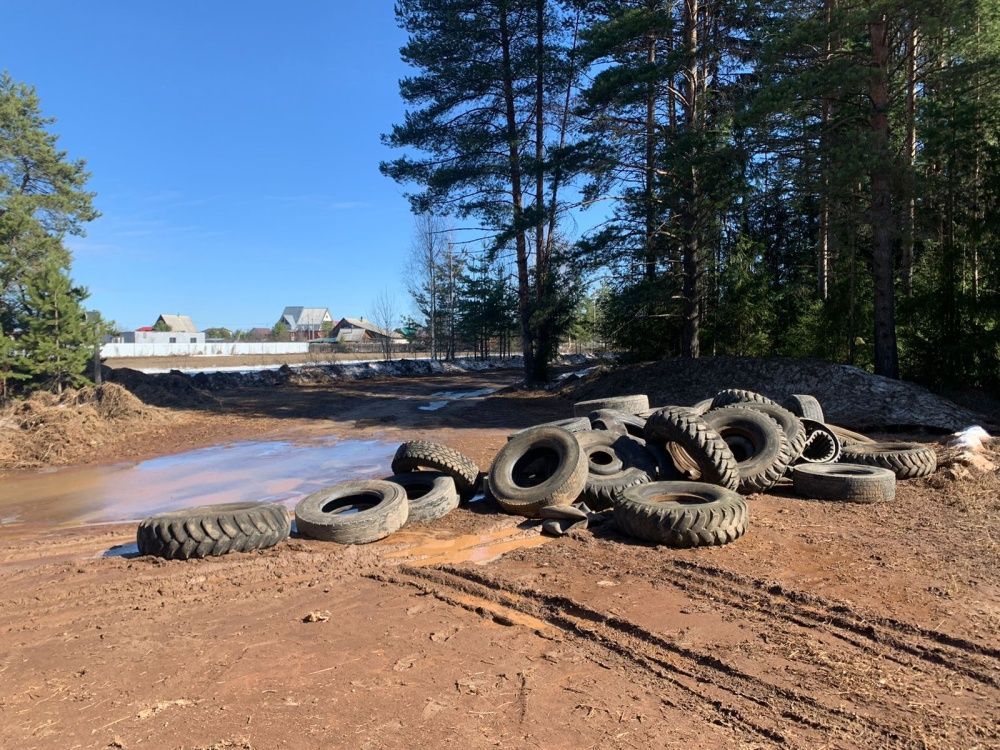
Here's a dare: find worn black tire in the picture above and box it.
[710,389,777,410]
[840,442,937,479]
[614,482,748,548]
[723,402,807,463]
[644,440,682,481]
[392,441,480,498]
[589,408,647,439]
[792,464,896,503]
[828,424,877,446]
[643,407,740,491]
[702,408,791,494]
[385,472,459,524]
[509,417,591,440]
[575,431,657,511]
[690,398,714,415]
[573,394,649,418]
[489,426,588,517]
[137,502,290,560]
[784,394,825,422]
[295,480,408,543]
[796,419,842,464]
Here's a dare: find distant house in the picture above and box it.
[331,317,409,345]
[246,327,273,341]
[154,314,199,333]
[277,307,333,341]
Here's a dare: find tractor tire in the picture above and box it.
[643,407,740,491]
[723,402,808,462]
[791,464,896,503]
[295,480,408,543]
[391,441,480,498]
[489,426,588,517]
[614,481,748,548]
[702,408,791,494]
[710,389,777,410]
[839,442,937,479]
[137,502,290,560]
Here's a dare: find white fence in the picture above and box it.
[101,342,311,358]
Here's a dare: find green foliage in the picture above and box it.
[203,327,233,340]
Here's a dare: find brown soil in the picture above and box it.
[0,369,997,748]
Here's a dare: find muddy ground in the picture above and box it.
[0,370,997,749]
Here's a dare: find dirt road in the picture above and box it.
[0,373,997,749]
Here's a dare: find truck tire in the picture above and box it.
[702,408,791,494]
[839,442,937,479]
[573,394,649,418]
[643,407,740,491]
[724,402,807,462]
[791,464,896,503]
[385,472,459,524]
[391,441,480,498]
[588,408,647,439]
[828,424,877,446]
[509,417,591,440]
[784,394,825,422]
[710,389,777,410]
[137,502,290,560]
[614,482,748,548]
[489,426,588,517]
[575,431,657,510]
[295,480,408,543]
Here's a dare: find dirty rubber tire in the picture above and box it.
[840,442,937,479]
[828,424,877,446]
[575,431,657,511]
[797,419,842,464]
[702,408,791,494]
[137,502,291,560]
[509,417,591,440]
[690,398,714,415]
[643,407,740,491]
[392,441,480,498]
[489,426,588,518]
[644,441,682,481]
[723,402,807,463]
[791,464,896,503]
[385,472,459,524]
[573,394,649,418]
[614,481,748,548]
[295,480,408,543]
[589,408,647,439]
[784,394,825,422]
[710,389,777,410]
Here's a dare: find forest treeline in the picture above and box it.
[382,0,1000,390]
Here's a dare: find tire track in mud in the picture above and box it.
[371,565,905,748]
[656,559,1000,690]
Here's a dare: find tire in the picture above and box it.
[294,480,408,543]
[575,431,657,510]
[691,398,714,415]
[828,424,877,446]
[643,407,740,491]
[710,389,777,410]
[614,482,748,548]
[797,419,841,464]
[702,408,791,493]
[489,426,588,517]
[573,394,649,418]
[839,441,937,479]
[136,502,290,560]
[509,417,591,440]
[644,440,682,481]
[385,472,459,524]
[391,441,480,498]
[791,464,896,503]
[784,394,825,422]
[588,408,647,439]
[723,402,807,462]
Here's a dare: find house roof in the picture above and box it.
[338,317,398,339]
[156,314,198,332]
[280,306,331,330]
[335,327,368,343]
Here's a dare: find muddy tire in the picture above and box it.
[391,441,480,498]
[614,482,748,548]
[643,407,740,491]
[574,431,657,511]
[784,394,825,422]
[295,480,408,543]
[702,408,791,493]
[385,472,459,524]
[840,442,937,479]
[710,389,777,410]
[791,464,896,503]
[588,408,646,439]
[797,419,842,464]
[136,502,290,560]
[509,417,591,440]
[489,426,588,517]
[573,394,649,418]
[724,402,807,462]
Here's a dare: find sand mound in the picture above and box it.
[0,384,172,470]
[564,356,992,432]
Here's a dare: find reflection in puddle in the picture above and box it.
[102,542,140,558]
[0,437,396,526]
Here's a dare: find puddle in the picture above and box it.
[385,524,550,567]
[418,387,500,411]
[0,437,396,527]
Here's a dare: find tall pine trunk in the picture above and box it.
[680,0,700,358]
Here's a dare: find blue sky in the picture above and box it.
[5,2,419,331]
